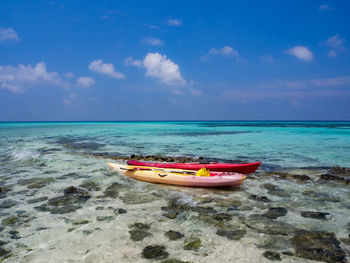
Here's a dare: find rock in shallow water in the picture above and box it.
[1,216,19,226]
[249,195,271,202]
[141,245,169,259]
[0,200,18,209]
[160,259,191,263]
[19,177,55,189]
[264,207,288,219]
[300,211,329,220]
[216,229,246,240]
[129,230,152,241]
[183,238,201,251]
[165,230,184,241]
[34,186,91,214]
[263,251,281,261]
[79,181,101,191]
[291,230,347,263]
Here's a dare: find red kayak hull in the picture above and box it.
[127,160,261,174]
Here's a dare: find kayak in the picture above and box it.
[107,162,246,187]
[127,160,261,174]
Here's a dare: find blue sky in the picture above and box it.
[1,0,350,121]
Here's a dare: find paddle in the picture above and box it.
[120,166,196,175]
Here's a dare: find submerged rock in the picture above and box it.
[300,211,329,220]
[249,195,271,202]
[114,208,127,215]
[120,192,157,204]
[0,200,18,209]
[264,207,288,219]
[128,222,150,231]
[320,166,350,184]
[34,186,91,214]
[161,259,191,263]
[27,197,48,204]
[1,216,19,226]
[183,238,201,251]
[263,251,281,261]
[216,229,246,240]
[141,245,169,260]
[19,177,55,189]
[215,198,241,208]
[129,230,152,241]
[263,184,289,197]
[79,181,101,191]
[161,198,191,219]
[266,172,311,181]
[291,230,346,263]
[0,247,11,259]
[258,236,292,251]
[71,219,89,225]
[165,230,184,241]
[242,214,297,235]
[96,216,114,222]
[102,182,124,198]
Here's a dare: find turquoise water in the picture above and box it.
[1,121,350,167]
[0,122,349,262]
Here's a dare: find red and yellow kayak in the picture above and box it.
[107,162,246,187]
[127,160,261,174]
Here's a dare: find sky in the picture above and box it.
[1,0,350,121]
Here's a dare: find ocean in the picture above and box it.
[0,121,349,262]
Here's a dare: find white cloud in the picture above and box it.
[166,19,182,26]
[142,37,163,46]
[142,24,159,29]
[171,89,184,95]
[202,46,240,61]
[328,50,337,57]
[0,62,62,93]
[189,88,202,96]
[62,93,76,105]
[0,28,20,42]
[65,72,74,78]
[326,34,345,48]
[143,52,186,86]
[77,77,95,88]
[325,35,346,58]
[259,55,275,63]
[285,46,313,61]
[210,46,239,57]
[89,59,125,79]
[124,56,142,67]
[319,4,332,10]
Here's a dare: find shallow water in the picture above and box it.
[0,121,349,262]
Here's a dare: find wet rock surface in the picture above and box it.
[291,230,347,263]
[320,166,350,184]
[141,245,169,259]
